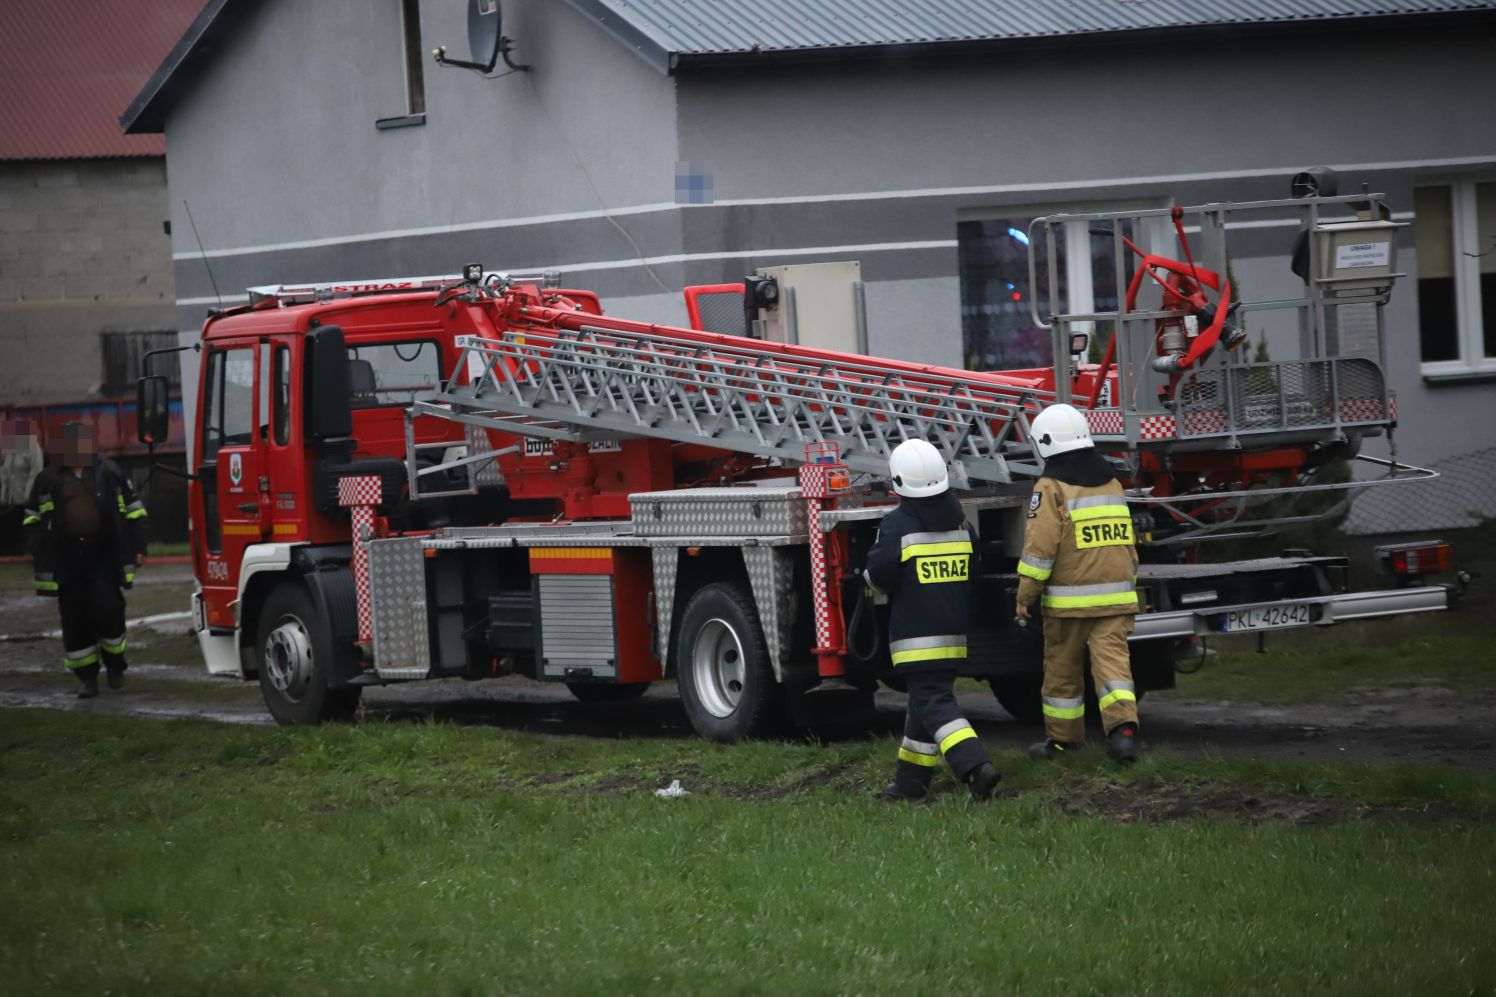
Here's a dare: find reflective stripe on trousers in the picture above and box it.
[1042,694,1085,720]
[64,645,99,669]
[897,737,940,768]
[889,634,968,666]
[1098,679,1135,711]
[933,718,977,755]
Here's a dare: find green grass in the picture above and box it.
[1,711,1493,995]
[1161,629,1496,705]
[145,541,191,558]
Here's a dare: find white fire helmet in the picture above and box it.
[1029,403,1094,459]
[888,439,950,498]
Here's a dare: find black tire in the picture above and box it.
[565,681,651,703]
[255,581,360,725]
[676,581,778,743]
[990,675,1044,723]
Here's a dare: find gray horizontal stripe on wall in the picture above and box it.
[170,167,1429,304]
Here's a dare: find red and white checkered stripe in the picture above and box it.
[338,476,382,645]
[799,464,830,499]
[1086,409,1125,435]
[806,502,833,652]
[1138,414,1180,440]
[1338,398,1387,423]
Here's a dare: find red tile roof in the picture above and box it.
[0,0,206,160]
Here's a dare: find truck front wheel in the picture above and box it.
[676,582,778,743]
[256,582,360,725]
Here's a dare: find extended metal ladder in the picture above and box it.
[413,324,1055,490]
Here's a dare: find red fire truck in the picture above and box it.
[136,191,1459,738]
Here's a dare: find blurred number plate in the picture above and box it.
[1224,603,1311,632]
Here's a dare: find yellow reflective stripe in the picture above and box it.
[898,747,940,767]
[1069,503,1130,522]
[900,541,973,562]
[1099,689,1137,711]
[118,496,127,512]
[1042,590,1139,609]
[938,726,977,754]
[65,652,99,668]
[38,501,55,514]
[1017,559,1051,581]
[890,645,968,665]
[125,508,149,520]
[35,580,59,592]
[100,637,128,655]
[124,572,136,585]
[22,515,41,526]
[1043,702,1086,720]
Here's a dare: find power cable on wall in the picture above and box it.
[523,73,673,296]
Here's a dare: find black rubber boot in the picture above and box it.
[104,652,128,690]
[1028,738,1077,760]
[880,781,928,803]
[965,762,1002,801]
[1107,724,1138,764]
[76,672,100,699]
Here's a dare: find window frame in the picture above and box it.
[376,0,426,129]
[1417,177,1496,382]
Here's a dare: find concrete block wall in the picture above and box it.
[0,159,177,403]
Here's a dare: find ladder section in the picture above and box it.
[431,326,1053,485]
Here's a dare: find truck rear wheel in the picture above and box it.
[990,676,1044,723]
[256,582,360,725]
[676,582,778,743]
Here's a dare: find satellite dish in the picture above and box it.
[468,0,501,71]
[432,0,530,74]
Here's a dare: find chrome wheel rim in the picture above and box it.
[264,614,314,701]
[690,617,745,719]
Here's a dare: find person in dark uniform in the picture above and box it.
[23,423,149,698]
[865,439,1001,802]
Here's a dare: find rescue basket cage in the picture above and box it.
[1024,192,1436,544]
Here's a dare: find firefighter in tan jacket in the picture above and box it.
[1015,404,1140,763]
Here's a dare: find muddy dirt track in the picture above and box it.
[3,565,1493,771]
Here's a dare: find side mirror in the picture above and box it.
[136,375,170,445]
[304,325,352,442]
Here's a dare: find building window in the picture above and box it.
[958,213,1135,372]
[1415,180,1496,378]
[401,0,426,116]
[377,0,426,128]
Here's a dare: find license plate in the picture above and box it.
[1224,603,1312,632]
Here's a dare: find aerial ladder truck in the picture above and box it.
[136,187,1460,739]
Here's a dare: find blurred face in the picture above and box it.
[1,419,36,458]
[57,424,95,466]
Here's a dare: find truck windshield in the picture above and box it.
[346,340,442,409]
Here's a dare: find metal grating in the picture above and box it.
[695,291,748,336]
[1174,358,1387,439]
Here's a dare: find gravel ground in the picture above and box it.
[2,566,1492,769]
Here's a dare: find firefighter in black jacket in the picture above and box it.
[23,423,149,698]
[865,440,1001,801]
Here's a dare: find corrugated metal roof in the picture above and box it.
[570,0,1496,69]
[0,0,207,160]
